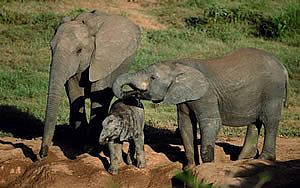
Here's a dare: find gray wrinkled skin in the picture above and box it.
[39,10,141,158]
[99,97,145,175]
[113,48,289,169]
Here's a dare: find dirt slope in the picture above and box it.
[57,0,166,30]
[1,136,299,188]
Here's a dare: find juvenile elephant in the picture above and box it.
[39,10,141,158]
[99,97,145,175]
[112,48,288,169]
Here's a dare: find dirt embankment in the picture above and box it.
[0,136,299,188]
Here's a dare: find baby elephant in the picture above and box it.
[99,97,145,175]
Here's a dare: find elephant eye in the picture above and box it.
[76,48,82,54]
[150,75,156,80]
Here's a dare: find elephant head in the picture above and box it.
[112,60,209,104]
[40,11,140,157]
[99,114,123,145]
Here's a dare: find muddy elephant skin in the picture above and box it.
[99,97,145,174]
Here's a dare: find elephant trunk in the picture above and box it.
[112,73,134,99]
[113,71,150,100]
[40,57,68,158]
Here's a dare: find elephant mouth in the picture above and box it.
[152,99,163,103]
[122,88,163,103]
[122,90,142,99]
[99,137,110,145]
[122,86,149,99]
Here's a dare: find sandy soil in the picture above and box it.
[0,135,299,188]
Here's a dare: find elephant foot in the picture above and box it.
[126,156,132,165]
[201,145,214,163]
[137,160,146,168]
[183,163,195,171]
[238,147,258,160]
[258,152,276,161]
[108,165,119,175]
[39,145,49,158]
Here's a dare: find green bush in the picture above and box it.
[174,170,213,188]
[0,8,59,26]
[182,2,299,42]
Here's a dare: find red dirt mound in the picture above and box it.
[0,136,299,187]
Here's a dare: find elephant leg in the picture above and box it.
[198,118,221,163]
[108,141,122,175]
[188,97,221,163]
[177,104,196,169]
[133,135,146,168]
[65,76,88,134]
[88,88,114,144]
[238,121,261,160]
[127,139,135,165]
[259,100,281,161]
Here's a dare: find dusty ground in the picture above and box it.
[0,135,299,188]
[57,0,167,30]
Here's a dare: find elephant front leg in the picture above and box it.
[198,118,221,163]
[65,76,88,135]
[108,141,122,175]
[177,104,196,169]
[188,96,221,163]
[89,88,114,144]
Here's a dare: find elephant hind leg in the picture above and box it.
[238,121,261,160]
[126,139,135,165]
[259,100,282,161]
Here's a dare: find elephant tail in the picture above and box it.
[283,67,289,108]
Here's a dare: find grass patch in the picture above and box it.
[0,0,299,138]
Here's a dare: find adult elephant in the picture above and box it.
[39,10,141,158]
[113,48,288,169]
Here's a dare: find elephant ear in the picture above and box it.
[75,12,105,36]
[89,15,140,82]
[163,64,210,105]
[120,122,132,141]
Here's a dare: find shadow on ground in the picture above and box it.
[231,159,300,187]
[0,105,247,167]
[0,105,43,139]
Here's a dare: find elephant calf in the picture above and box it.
[99,97,145,175]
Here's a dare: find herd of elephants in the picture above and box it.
[37,10,288,175]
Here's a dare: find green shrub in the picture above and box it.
[0,8,59,26]
[174,170,213,188]
[182,2,299,42]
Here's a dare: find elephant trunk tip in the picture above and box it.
[39,145,49,158]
